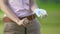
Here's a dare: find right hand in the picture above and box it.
[16,18,29,26]
[22,18,29,27]
[16,19,25,26]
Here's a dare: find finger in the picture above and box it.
[41,15,47,18]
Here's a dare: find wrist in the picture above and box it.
[15,19,20,23]
[31,5,38,11]
[33,8,40,13]
[16,20,23,25]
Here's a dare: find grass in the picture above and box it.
[36,1,60,34]
[0,24,3,34]
[0,0,60,34]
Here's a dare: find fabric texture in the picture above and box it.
[4,18,40,34]
[8,0,34,17]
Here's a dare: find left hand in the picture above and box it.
[39,9,48,18]
[34,8,48,18]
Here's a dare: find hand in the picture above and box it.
[34,8,48,18]
[22,18,29,27]
[40,9,48,18]
[16,18,29,26]
[16,19,25,26]
[40,13,48,18]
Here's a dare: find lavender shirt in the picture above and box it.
[8,0,34,17]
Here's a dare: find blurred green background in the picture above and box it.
[0,0,60,34]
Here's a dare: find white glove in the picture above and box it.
[34,8,48,18]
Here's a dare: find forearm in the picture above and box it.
[31,0,38,11]
[0,0,20,23]
[31,4,38,11]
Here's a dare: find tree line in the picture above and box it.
[40,0,60,3]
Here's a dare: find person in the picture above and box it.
[0,0,47,34]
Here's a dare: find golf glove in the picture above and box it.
[34,8,48,18]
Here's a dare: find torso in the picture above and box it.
[8,0,34,17]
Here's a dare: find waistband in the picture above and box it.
[3,14,36,22]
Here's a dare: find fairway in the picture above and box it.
[0,0,60,34]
